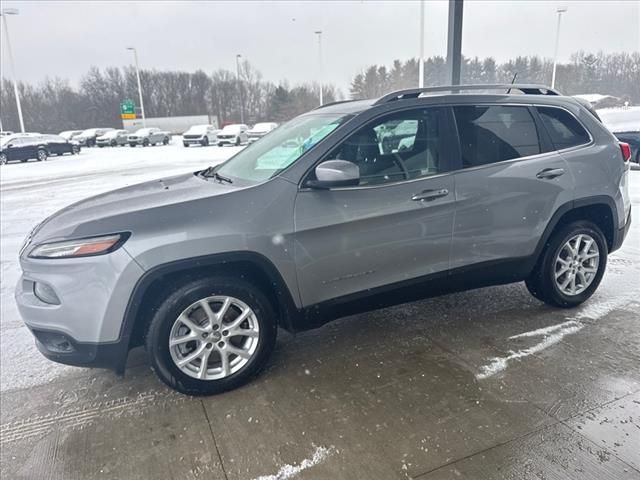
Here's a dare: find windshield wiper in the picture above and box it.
[201,167,233,184]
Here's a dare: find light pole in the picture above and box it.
[551,6,567,89]
[126,47,146,127]
[314,30,323,105]
[236,54,244,124]
[1,8,25,133]
[418,0,425,88]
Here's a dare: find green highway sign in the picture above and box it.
[120,99,136,115]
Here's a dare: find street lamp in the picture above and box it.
[418,0,425,88]
[126,47,146,127]
[314,30,323,105]
[236,54,244,124]
[551,6,568,89]
[1,8,25,133]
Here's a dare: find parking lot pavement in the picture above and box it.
[1,148,639,479]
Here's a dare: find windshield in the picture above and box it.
[215,113,351,182]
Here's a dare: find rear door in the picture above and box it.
[293,106,457,306]
[450,104,574,269]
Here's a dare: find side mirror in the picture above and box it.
[307,160,360,189]
[6,143,13,148]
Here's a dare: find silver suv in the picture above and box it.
[15,85,632,395]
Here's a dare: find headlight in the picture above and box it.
[29,233,129,259]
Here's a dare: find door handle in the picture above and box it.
[412,188,449,202]
[536,168,565,179]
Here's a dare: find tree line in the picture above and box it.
[0,60,339,133]
[350,51,640,102]
[1,51,638,134]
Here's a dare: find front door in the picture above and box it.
[293,106,457,307]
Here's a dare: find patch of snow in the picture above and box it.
[253,446,335,480]
[476,321,584,380]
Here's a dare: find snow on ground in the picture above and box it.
[0,140,239,392]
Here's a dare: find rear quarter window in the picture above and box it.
[537,106,591,150]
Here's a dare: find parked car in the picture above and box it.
[182,125,220,147]
[1,135,50,164]
[217,124,249,146]
[247,122,278,143]
[15,84,632,395]
[75,128,115,147]
[128,127,171,147]
[96,130,129,147]
[42,134,81,156]
[598,107,640,167]
[59,130,83,141]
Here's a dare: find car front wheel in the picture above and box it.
[526,221,607,308]
[145,276,277,395]
[0,153,7,165]
[37,149,48,162]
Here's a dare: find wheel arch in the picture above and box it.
[122,251,300,355]
[533,196,618,268]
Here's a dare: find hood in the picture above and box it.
[30,172,240,244]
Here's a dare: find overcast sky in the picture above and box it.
[1,0,639,92]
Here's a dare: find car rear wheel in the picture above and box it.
[36,149,48,162]
[143,138,149,147]
[145,276,277,395]
[526,221,607,308]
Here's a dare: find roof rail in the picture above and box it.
[374,84,561,105]
[313,99,359,110]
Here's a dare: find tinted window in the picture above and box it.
[454,105,541,168]
[325,108,446,186]
[538,106,590,149]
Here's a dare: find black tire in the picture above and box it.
[0,153,7,165]
[72,145,79,154]
[145,276,278,396]
[525,221,607,308]
[163,136,170,145]
[36,149,48,162]
[183,142,189,148]
[129,143,136,148]
[143,138,149,147]
[201,137,209,147]
[110,140,117,147]
[235,137,240,146]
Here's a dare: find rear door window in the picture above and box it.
[537,106,591,150]
[453,105,541,168]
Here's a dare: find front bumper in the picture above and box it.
[183,136,205,145]
[15,247,145,370]
[30,328,129,372]
[217,136,238,145]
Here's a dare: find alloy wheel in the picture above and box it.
[169,295,260,380]
[554,233,600,296]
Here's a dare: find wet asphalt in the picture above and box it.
[1,153,639,479]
